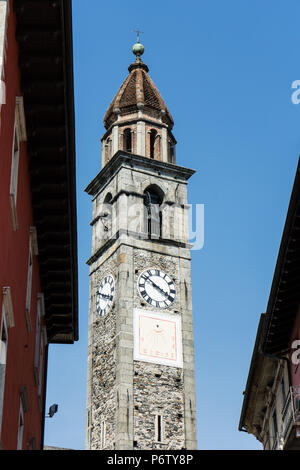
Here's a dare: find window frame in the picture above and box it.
[9,116,20,231]
[100,420,106,449]
[144,188,163,239]
[38,332,45,400]
[17,399,24,450]
[0,306,8,436]
[105,138,112,162]
[154,413,165,443]
[281,376,286,410]
[25,243,33,332]
[9,97,27,231]
[150,129,157,159]
[33,298,42,384]
[124,128,132,153]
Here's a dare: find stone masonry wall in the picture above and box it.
[90,308,116,450]
[88,252,122,450]
[133,361,185,450]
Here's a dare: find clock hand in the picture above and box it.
[98,293,113,300]
[146,278,169,297]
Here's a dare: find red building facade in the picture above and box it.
[0,0,78,450]
[239,158,300,449]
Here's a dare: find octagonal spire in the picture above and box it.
[103,42,174,130]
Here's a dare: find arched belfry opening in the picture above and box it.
[168,139,175,163]
[149,129,161,160]
[104,192,112,204]
[105,138,112,162]
[143,185,164,239]
[99,192,113,236]
[150,130,157,159]
[124,128,132,153]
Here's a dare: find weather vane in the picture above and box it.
[132,29,144,44]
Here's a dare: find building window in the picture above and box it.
[105,139,112,162]
[30,227,39,256]
[168,140,175,163]
[0,309,8,436]
[9,120,20,231]
[0,288,15,437]
[144,186,163,239]
[0,313,8,368]
[38,331,46,401]
[100,420,106,449]
[272,409,278,438]
[34,299,41,384]
[155,414,164,443]
[281,377,286,409]
[99,192,112,237]
[104,192,112,204]
[149,129,161,160]
[124,128,132,153]
[2,287,15,329]
[9,97,27,231]
[150,130,157,159]
[17,400,24,450]
[25,244,33,332]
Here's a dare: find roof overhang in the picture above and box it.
[14,0,78,343]
[238,315,277,437]
[262,158,300,355]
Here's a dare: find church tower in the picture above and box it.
[85,38,198,450]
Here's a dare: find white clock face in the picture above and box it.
[138,269,176,309]
[96,274,115,317]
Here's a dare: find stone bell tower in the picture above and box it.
[85,38,198,450]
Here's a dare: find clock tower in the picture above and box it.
[85,39,198,450]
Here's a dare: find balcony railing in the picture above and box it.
[280,387,300,449]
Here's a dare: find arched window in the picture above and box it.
[150,130,157,159]
[144,186,163,239]
[168,139,175,163]
[100,193,113,236]
[104,192,112,205]
[124,128,132,153]
[105,138,112,162]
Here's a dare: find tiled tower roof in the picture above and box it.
[103,56,174,130]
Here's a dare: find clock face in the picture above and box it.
[96,274,115,317]
[138,268,176,309]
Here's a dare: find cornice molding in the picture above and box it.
[85,151,195,197]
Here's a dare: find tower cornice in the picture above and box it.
[85,150,195,197]
[86,232,193,267]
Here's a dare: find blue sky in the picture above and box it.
[44,0,300,450]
